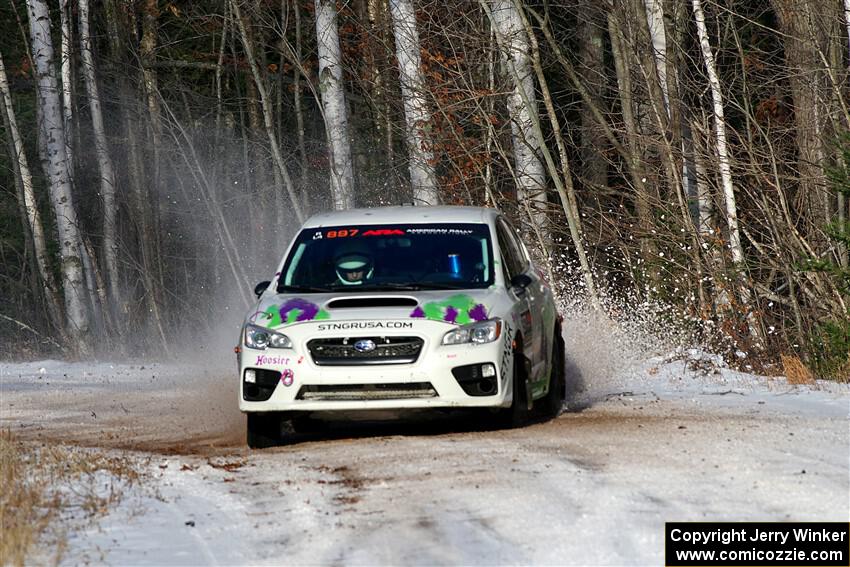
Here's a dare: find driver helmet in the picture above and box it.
[334,243,373,285]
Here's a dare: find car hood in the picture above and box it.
[246,288,507,330]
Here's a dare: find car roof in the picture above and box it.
[301,206,499,228]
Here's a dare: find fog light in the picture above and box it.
[481,363,496,378]
[244,369,256,384]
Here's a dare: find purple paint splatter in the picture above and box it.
[410,306,425,318]
[443,306,459,323]
[279,298,320,322]
[469,303,488,322]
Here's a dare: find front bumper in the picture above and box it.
[238,319,513,413]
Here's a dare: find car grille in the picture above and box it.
[307,336,424,366]
[296,383,437,401]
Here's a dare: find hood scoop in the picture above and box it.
[326,296,419,309]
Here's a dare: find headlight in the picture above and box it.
[442,319,501,345]
[244,324,292,350]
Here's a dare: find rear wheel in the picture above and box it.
[246,412,282,448]
[541,331,566,419]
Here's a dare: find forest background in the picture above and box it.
[1,0,848,379]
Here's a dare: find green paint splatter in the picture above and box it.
[262,306,282,327]
[412,294,487,324]
[282,308,330,324]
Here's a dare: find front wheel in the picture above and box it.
[496,352,530,429]
[246,412,282,449]
[541,333,566,419]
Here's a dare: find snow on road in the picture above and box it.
[2,352,847,565]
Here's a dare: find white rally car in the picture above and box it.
[237,206,565,447]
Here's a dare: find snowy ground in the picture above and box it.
[2,351,848,565]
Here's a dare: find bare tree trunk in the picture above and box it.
[231,0,305,222]
[692,0,763,347]
[845,0,850,68]
[665,0,691,227]
[578,0,608,195]
[642,0,669,112]
[772,0,830,230]
[243,76,267,222]
[608,10,658,280]
[510,1,600,307]
[79,0,124,322]
[635,0,703,300]
[388,0,439,205]
[58,0,74,172]
[692,117,728,316]
[364,0,389,167]
[315,0,356,209]
[292,0,308,198]
[483,25,497,207]
[844,0,850,66]
[489,0,548,238]
[0,50,65,337]
[138,0,168,297]
[104,0,170,351]
[26,0,91,354]
[140,0,162,179]
[628,0,678,209]
[369,0,396,172]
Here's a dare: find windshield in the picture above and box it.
[277,223,494,292]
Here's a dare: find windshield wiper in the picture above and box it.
[277,284,333,293]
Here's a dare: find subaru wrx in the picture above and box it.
[237,206,565,447]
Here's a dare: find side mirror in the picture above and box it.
[510,273,532,293]
[254,280,271,297]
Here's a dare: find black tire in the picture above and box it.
[496,350,530,429]
[541,331,566,419]
[246,412,281,449]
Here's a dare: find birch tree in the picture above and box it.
[58,0,74,170]
[515,2,600,307]
[388,0,440,205]
[79,0,123,319]
[315,0,355,210]
[692,0,763,347]
[642,0,669,112]
[26,0,91,353]
[488,0,548,238]
[0,51,65,336]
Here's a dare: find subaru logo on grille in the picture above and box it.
[353,339,377,353]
